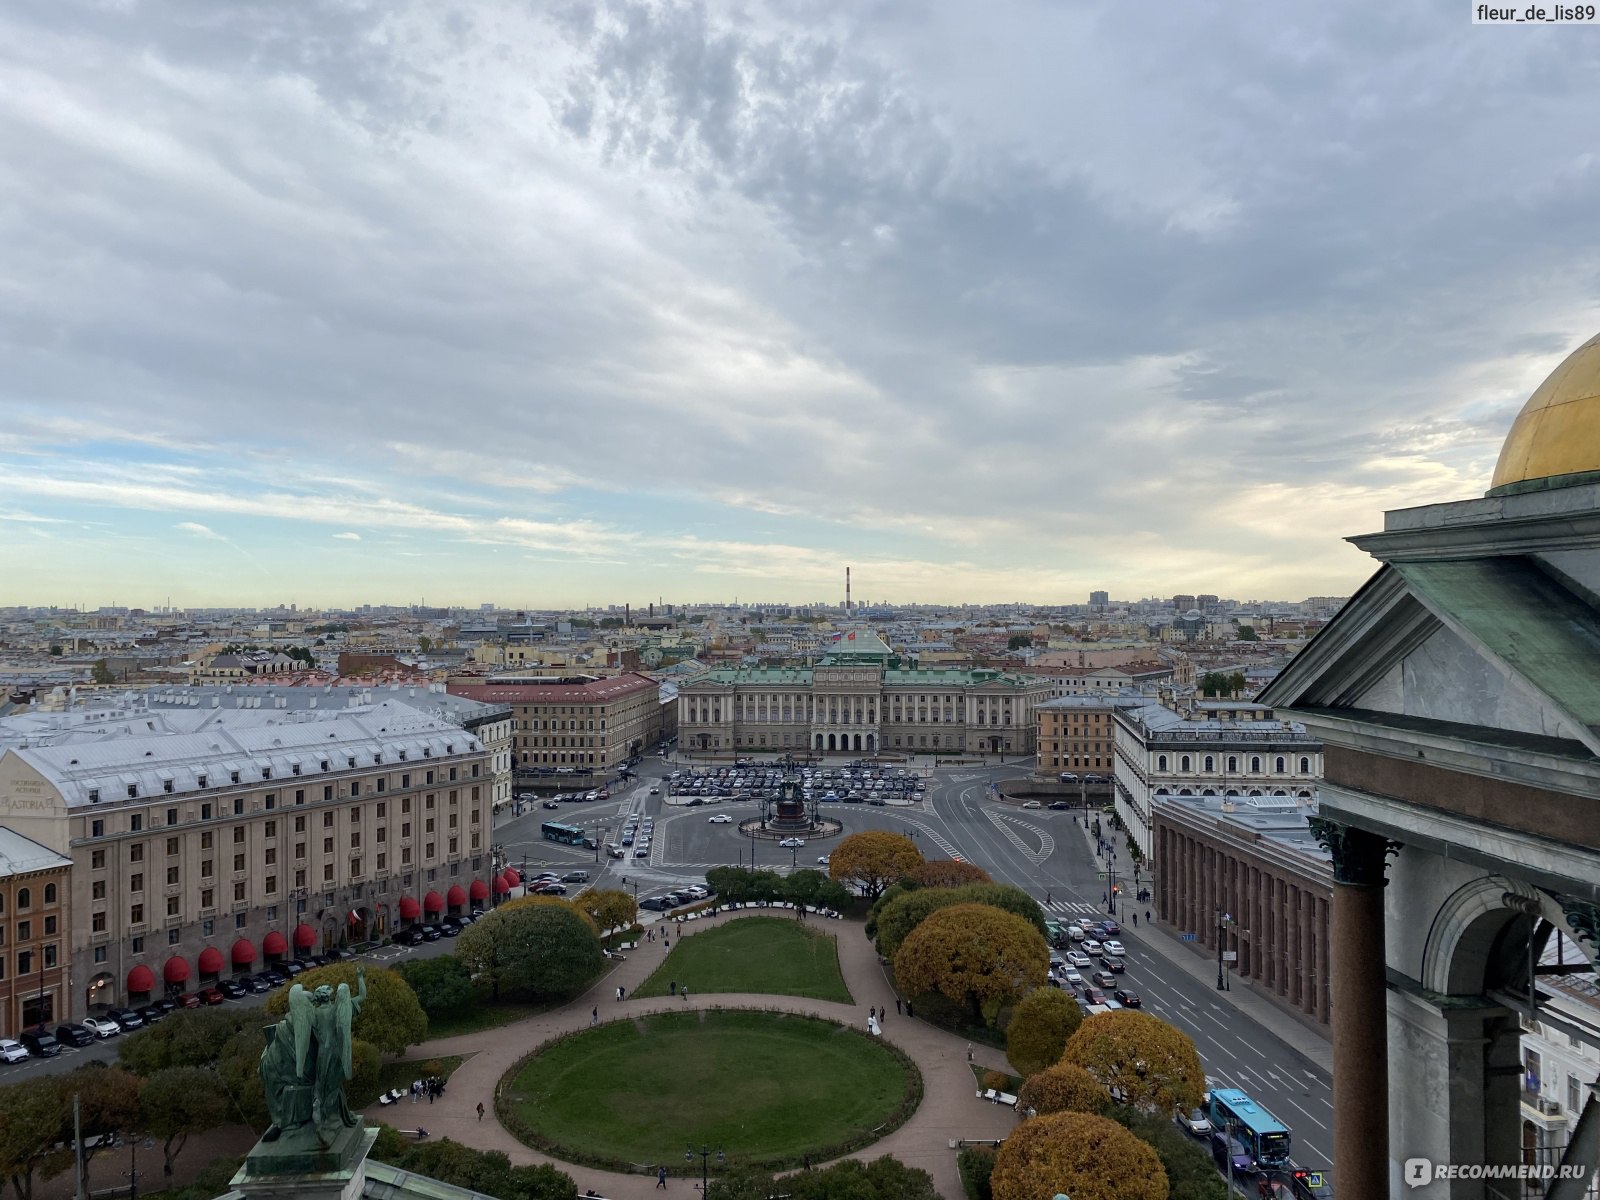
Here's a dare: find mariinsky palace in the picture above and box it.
[675,630,1050,756]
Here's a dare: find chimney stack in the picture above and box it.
[846,567,852,612]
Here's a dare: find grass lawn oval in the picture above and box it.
[500,1009,920,1171]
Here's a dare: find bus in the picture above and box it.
[1208,1088,1291,1169]
[541,821,585,846]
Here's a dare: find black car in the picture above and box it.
[307,955,331,968]
[106,1007,145,1031]
[262,964,291,983]
[217,979,247,1000]
[136,1004,168,1024]
[1049,800,1071,810]
[281,960,306,977]
[1100,955,1126,973]
[19,1031,59,1058]
[438,918,464,937]
[54,1023,95,1048]
[392,927,424,946]
[240,974,272,994]
[326,949,345,962]
[420,926,443,942]
[1112,989,1142,1008]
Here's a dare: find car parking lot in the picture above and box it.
[664,760,926,804]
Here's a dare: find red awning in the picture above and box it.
[127,964,156,994]
[230,939,256,965]
[423,890,445,913]
[502,867,521,886]
[293,923,317,949]
[163,956,190,984]
[263,931,288,956]
[197,947,224,975]
[493,876,510,895]
[398,895,421,919]
[469,879,489,901]
[447,885,467,907]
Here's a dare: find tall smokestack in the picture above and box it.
[846,567,852,612]
[626,603,630,627]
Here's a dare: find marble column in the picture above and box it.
[1313,819,1396,1200]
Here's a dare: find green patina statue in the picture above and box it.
[259,966,367,1144]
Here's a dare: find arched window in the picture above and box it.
[1275,756,1286,773]
[1201,787,1216,796]
[1178,787,1194,796]
[1226,756,1238,772]
[1180,755,1191,772]
[1157,755,1168,772]
[16,888,29,910]
[1299,756,1311,774]
[43,884,55,905]
[1203,756,1214,773]
[1250,756,1261,773]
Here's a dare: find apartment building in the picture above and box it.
[448,673,663,774]
[0,705,493,1018]
[1036,694,1143,774]
[0,830,71,1037]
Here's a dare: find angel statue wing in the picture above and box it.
[335,982,354,1080]
[288,982,314,1079]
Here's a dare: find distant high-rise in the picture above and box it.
[1196,593,1218,610]
[1171,594,1196,611]
[1089,590,1109,607]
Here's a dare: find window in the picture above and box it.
[16,921,29,941]
[130,813,143,831]
[92,914,106,933]
[130,843,143,862]
[265,848,277,865]
[167,807,177,823]
[197,774,207,789]
[17,951,31,975]
[350,832,361,848]
[350,858,362,876]
[1299,756,1311,774]
[323,812,334,828]
[130,903,144,924]
[1251,756,1261,773]
[233,854,245,872]
[265,820,276,837]
[166,867,179,885]
[166,836,179,855]
[295,815,306,833]
[1180,755,1191,772]
[323,864,335,882]
[234,882,246,901]
[1204,756,1214,773]
[44,916,56,935]
[201,858,213,878]
[92,880,106,900]
[91,849,105,869]
[43,945,55,968]
[167,929,179,945]
[131,873,144,892]
[201,831,213,849]
[89,790,100,805]
[201,888,214,908]
[132,936,144,953]
[1275,756,1286,773]
[15,888,28,910]
[266,875,277,894]
[166,896,179,916]
[1227,756,1238,772]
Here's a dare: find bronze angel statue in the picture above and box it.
[259,966,367,1142]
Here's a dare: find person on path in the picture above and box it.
[906,1000,914,1019]
[870,1005,876,1021]
[617,986,624,1002]
[1146,909,1152,924]
[895,997,902,1015]
[411,1080,420,1104]
[671,980,677,996]
[476,1102,485,1121]
[967,1043,973,1063]
[657,1167,668,1189]
[1132,913,1138,927]
[592,1005,599,1025]
[428,1085,435,1105]
[683,986,689,1002]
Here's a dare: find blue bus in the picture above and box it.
[1208,1088,1291,1169]
[541,821,585,846]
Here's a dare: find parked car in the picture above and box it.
[816,855,831,866]
[18,1031,58,1059]
[1212,1132,1255,1176]
[0,1039,28,1064]
[174,993,202,1010]
[199,987,227,1006]
[1112,989,1142,1008]
[243,974,274,993]
[136,1004,168,1024]
[106,1008,145,1031]
[54,1023,96,1048]
[217,979,247,1000]
[438,918,464,936]
[563,870,589,883]
[420,926,442,942]
[1176,1106,1213,1136]
[392,927,424,946]
[534,882,568,895]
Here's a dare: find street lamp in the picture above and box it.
[1216,911,1233,991]
[685,1145,724,1192]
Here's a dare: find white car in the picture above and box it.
[1104,939,1126,956]
[1065,951,1092,969]
[708,814,733,823]
[0,1039,27,1064]
[1082,938,1103,955]
[649,786,660,795]
[83,1017,121,1039]
[778,837,805,848]
[1021,800,1042,809]
[816,855,831,866]
[1063,968,1084,987]
[1177,1107,1214,1136]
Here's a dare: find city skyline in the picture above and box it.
[4,3,1598,606]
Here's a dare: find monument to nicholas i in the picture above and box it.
[231,966,378,1199]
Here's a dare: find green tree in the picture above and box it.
[875,882,1047,961]
[90,659,115,684]
[707,1155,938,1200]
[1107,1106,1228,1200]
[574,888,638,939]
[217,1025,269,1130]
[1061,1011,1205,1116]
[990,1110,1168,1200]
[458,904,603,1000]
[1006,987,1084,1077]
[893,903,1049,1026]
[829,830,923,901]
[396,956,477,1017]
[1236,625,1258,641]
[347,1038,382,1109]
[48,645,62,656]
[264,964,427,1055]
[1017,1062,1110,1117]
[370,1125,577,1200]
[1228,670,1247,694]
[118,1007,257,1075]
[56,1066,143,1198]
[139,1066,229,1181]
[0,1076,66,1200]
[417,635,433,652]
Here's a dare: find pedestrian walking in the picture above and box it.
[428,1085,435,1105]
[895,997,902,1015]
[592,1005,599,1025]
[411,1080,419,1104]
[906,1000,914,1019]
[966,1043,973,1063]
[1045,890,1052,905]
[476,1102,485,1121]
[870,1005,876,1021]
[617,986,624,1002]
[683,986,689,1002]
[657,1166,668,1189]
[670,980,677,996]
[1146,909,1152,924]
[1132,913,1138,927]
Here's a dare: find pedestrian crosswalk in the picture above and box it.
[1043,899,1103,915]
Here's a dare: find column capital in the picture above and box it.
[1308,818,1401,887]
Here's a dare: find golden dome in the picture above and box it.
[1490,332,1600,495]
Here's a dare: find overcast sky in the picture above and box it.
[3,1,1598,610]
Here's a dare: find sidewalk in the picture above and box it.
[1070,820,1332,1075]
[365,908,1016,1200]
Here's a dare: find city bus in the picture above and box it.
[1208,1088,1291,1169]
[541,821,586,846]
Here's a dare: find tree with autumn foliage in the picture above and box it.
[911,859,991,888]
[1017,1062,1110,1116]
[1006,986,1084,1077]
[501,893,600,934]
[875,882,1047,961]
[265,962,427,1054]
[893,902,1048,1026]
[1060,1010,1205,1116]
[829,830,923,900]
[574,888,638,939]
[990,1110,1168,1200]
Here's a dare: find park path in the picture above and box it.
[363,906,1017,1200]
